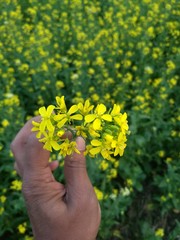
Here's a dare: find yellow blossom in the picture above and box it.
[0,195,6,203]
[1,119,9,127]
[78,99,94,116]
[59,139,80,156]
[155,228,164,237]
[54,104,83,128]
[85,104,112,130]
[94,187,104,201]
[18,222,27,234]
[10,180,22,191]
[38,105,55,132]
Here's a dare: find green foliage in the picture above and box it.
[0,0,179,239]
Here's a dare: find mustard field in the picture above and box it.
[0,0,179,239]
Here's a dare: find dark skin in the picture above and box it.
[11,117,101,240]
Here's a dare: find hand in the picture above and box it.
[11,117,101,240]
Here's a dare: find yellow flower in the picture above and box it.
[75,125,87,138]
[54,105,83,128]
[111,132,127,156]
[85,104,112,130]
[158,151,165,157]
[78,99,94,116]
[38,105,55,132]
[94,187,104,201]
[1,119,9,127]
[0,195,6,203]
[39,130,61,152]
[56,96,67,112]
[32,96,129,160]
[113,113,129,134]
[95,56,105,66]
[107,168,118,180]
[18,222,27,234]
[10,180,22,191]
[90,138,112,160]
[100,160,109,171]
[155,228,164,237]
[59,139,80,156]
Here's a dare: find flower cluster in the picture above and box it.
[32,96,129,160]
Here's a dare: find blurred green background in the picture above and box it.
[0,0,179,239]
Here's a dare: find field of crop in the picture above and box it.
[0,0,179,239]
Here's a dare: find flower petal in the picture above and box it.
[71,114,83,120]
[57,118,68,128]
[85,114,96,123]
[96,104,106,115]
[93,118,101,130]
[46,120,55,132]
[89,147,101,155]
[47,105,55,116]
[54,114,66,121]
[39,120,46,132]
[91,139,102,146]
[51,141,61,150]
[39,106,46,117]
[101,114,112,121]
[68,105,78,115]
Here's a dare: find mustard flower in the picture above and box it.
[59,139,80,156]
[155,228,164,237]
[10,180,22,191]
[39,130,61,152]
[18,222,27,234]
[111,132,127,156]
[78,99,94,116]
[38,105,55,132]
[85,103,112,130]
[94,187,104,201]
[90,138,113,160]
[32,96,129,161]
[54,104,83,128]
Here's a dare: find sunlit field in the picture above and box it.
[0,0,179,239]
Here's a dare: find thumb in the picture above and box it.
[64,137,93,203]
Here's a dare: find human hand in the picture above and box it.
[11,117,101,240]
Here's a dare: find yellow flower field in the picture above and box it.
[0,0,179,239]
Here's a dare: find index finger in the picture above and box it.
[11,117,50,177]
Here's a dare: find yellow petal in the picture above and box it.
[32,120,40,127]
[43,142,52,152]
[111,104,121,115]
[101,114,112,121]
[85,114,96,123]
[39,106,46,116]
[114,147,119,156]
[78,102,83,110]
[54,114,66,121]
[89,147,101,155]
[70,114,83,120]
[91,139,102,146]
[51,141,61,150]
[114,116,121,125]
[57,118,68,128]
[47,105,55,116]
[93,118,101,130]
[68,105,78,115]
[46,120,55,132]
[40,121,46,132]
[96,104,106,115]
[56,96,62,106]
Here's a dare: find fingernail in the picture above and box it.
[76,137,85,152]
